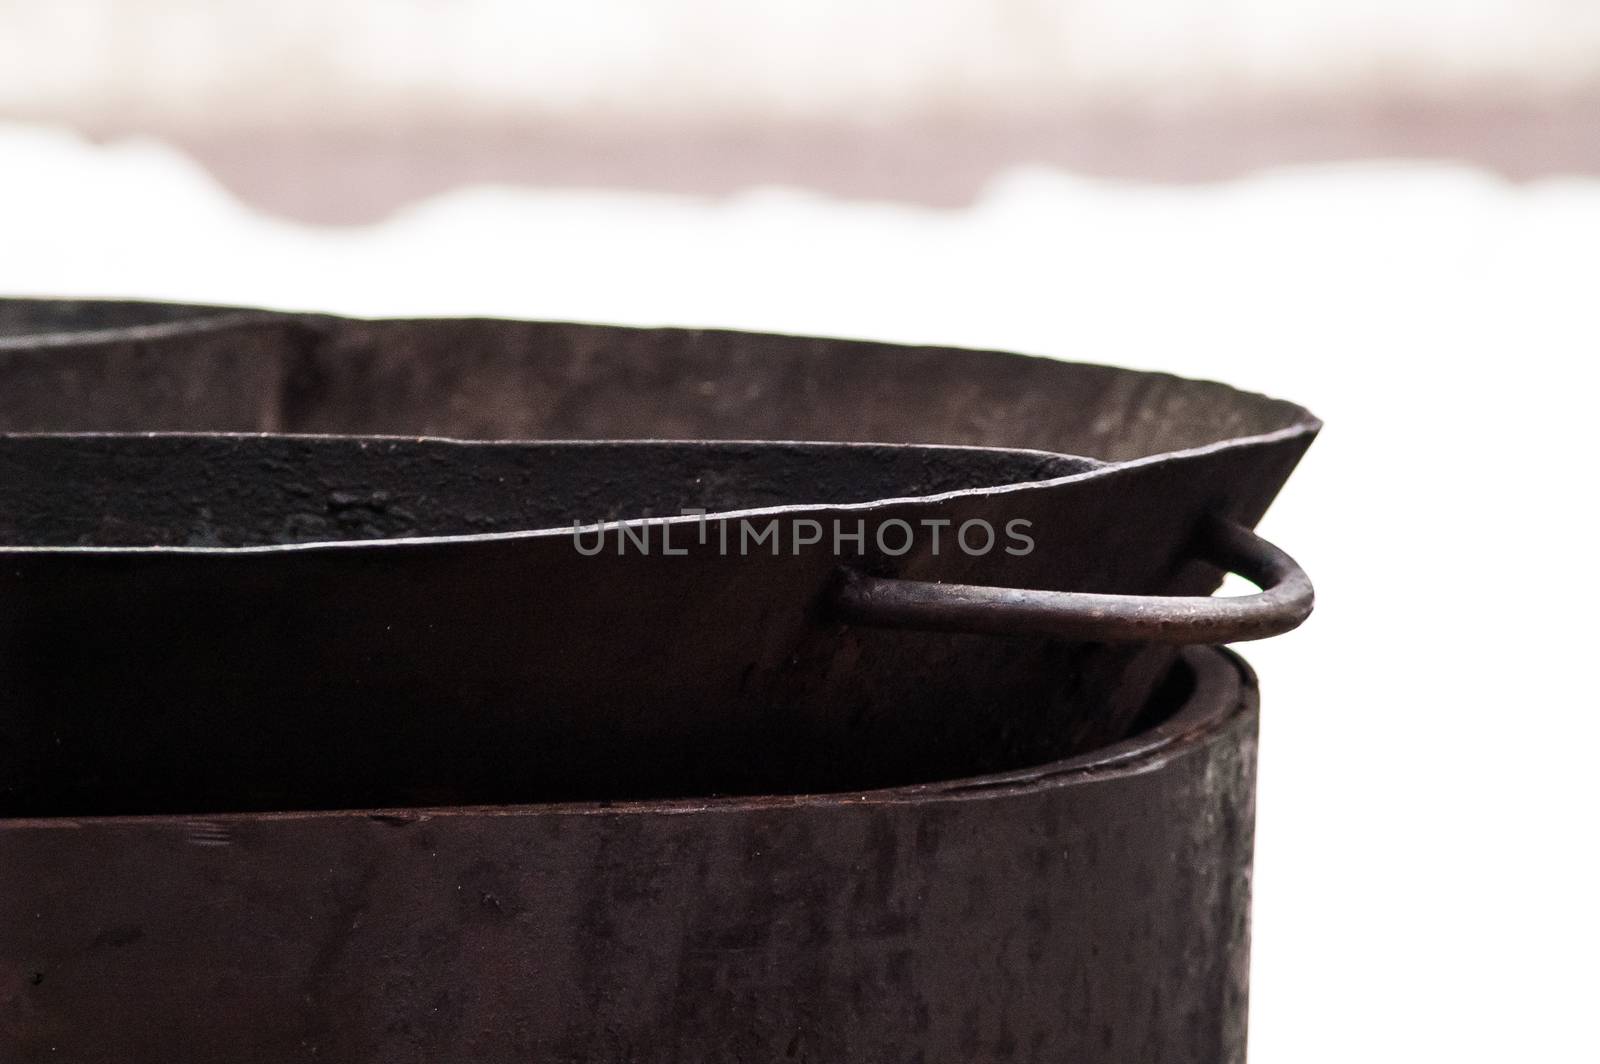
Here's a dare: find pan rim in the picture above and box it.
[0,647,1251,828]
[0,302,1320,554]
[0,422,1316,556]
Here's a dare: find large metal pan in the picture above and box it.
[0,299,1317,817]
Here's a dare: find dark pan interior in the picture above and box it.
[0,637,1197,818]
[0,301,1311,819]
[0,436,1089,548]
[0,301,1315,464]
[0,298,249,338]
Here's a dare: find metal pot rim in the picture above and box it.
[0,647,1250,829]
[0,426,1316,557]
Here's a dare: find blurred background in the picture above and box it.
[1,3,1595,1062]
[5,0,1600,222]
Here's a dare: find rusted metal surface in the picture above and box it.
[1,647,1260,1064]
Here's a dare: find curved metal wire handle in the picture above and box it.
[832,514,1313,644]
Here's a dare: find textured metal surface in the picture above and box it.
[0,300,1318,813]
[0,301,1307,1061]
[0,647,1260,1064]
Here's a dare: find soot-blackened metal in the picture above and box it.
[0,649,1260,1064]
[0,299,1317,1063]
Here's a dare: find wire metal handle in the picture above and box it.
[832,514,1313,644]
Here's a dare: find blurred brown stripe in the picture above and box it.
[54,96,1600,225]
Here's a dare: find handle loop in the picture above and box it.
[832,514,1312,644]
